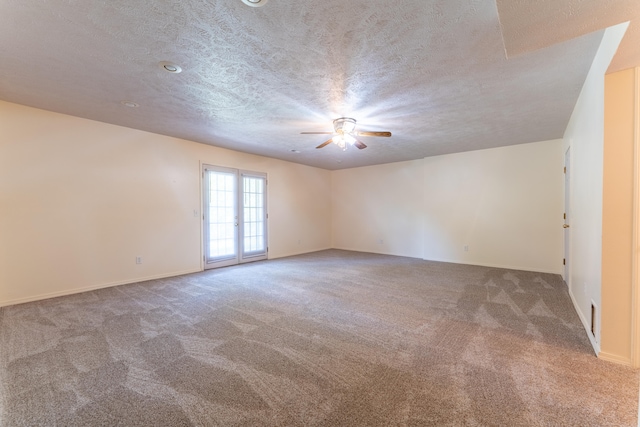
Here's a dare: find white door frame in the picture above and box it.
[564,147,571,287]
[239,170,269,263]
[202,165,268,270]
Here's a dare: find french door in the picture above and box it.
[203,165,268,269]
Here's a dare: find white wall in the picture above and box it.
[331,160,424,258]
[331,141,563,273]
[561,23,628,357]
[0,101,332,306]
[423,140,563,273]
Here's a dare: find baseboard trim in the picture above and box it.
[598,351,633,367]
[0,268,202,308]
[332,246,423,260]
[568,288,600,356]
[421,257,561,275]
[331,248,561,273]
[1,249,337,307]
[270,247,332,259]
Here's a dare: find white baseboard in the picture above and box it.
[270,247,333,259]
[421,257,561,275]
[1,249,336,308]
[331,247,561,274]
[598,351,633,367]
[332,246,424,260]
[0,268,202,308]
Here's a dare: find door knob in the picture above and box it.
[563,224,570,228]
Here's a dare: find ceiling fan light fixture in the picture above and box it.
[334,117,356,134]
[332,135,348,151]
[241,0,268,7]
[343,134,356,145]
[302,117,388,151]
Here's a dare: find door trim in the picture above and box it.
[202,164,268,270]
[563,147,571,287]
[238,170,268,264]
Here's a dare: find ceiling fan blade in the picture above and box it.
[353,139,367,150]
[301,131,333,135]
[357,131,392,137]
[316,138,333,149]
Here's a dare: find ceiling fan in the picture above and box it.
[301,117,392,151]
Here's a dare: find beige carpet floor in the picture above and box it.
[0,249,638,426]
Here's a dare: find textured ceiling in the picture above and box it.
[0,0,637,170]
[496,0,640,72]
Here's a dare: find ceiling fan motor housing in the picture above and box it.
[333,117,357,134]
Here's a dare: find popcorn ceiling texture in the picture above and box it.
[0,0,635,169]
[496,0,639,73]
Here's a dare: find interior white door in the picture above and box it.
[563,147,571,283]
[203,165,268,269]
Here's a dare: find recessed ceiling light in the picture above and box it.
[159,61,182,73]
[241,0,268,7]
[121,101,139,108]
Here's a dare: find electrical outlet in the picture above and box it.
[193,209,199,217]
[378,239,384,244]
[464,245,469,252]
[136,256,142,264]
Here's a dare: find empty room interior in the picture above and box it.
[2,0,640,425]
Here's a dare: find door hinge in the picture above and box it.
[563,166,566,174]
[267,247,269,252]
[266,213,268,219]
[563,213,566,220]
[563,258,566,265]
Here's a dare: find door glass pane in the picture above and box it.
[207,171,237,259]
[242,176,265,254]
